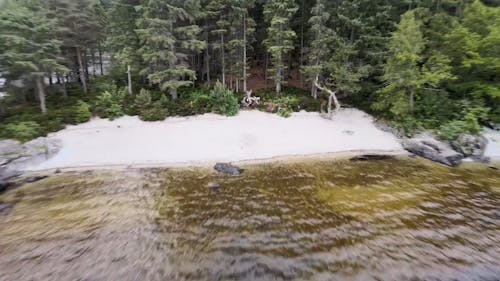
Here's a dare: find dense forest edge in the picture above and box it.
[0,0,499,143]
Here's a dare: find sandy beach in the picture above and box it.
[23,109,406,171]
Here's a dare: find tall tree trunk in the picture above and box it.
[276,53,281,96]
[127,65,133,95]
[206,48,210,84]
[299,8,304,88]
[57,73,68,98]
[91,49,96,76]
[76,47,88,94]
[221,33,226,85]
[83,49,90,82]
[243,13,248,92]
[409,88,415,112]
[276,70,281,96]
[36,76,47,114]
[311,74,318,99]
[170,88,178,100]
[265,52,268,89]
[98,43,104,75]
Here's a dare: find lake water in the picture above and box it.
[1,158,499,281]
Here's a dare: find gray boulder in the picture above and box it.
[214,163,243,176]
[0,139,23,166]
[22,137,62,158]
[451,134,488,158]
[403,133,463,167]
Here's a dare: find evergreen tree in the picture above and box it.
[0,0,68,114]
[136,0,206,99]
[263,0,298,95]
[303,0,335,99]
[106,0,142,93]
[42,0,100,94]
[376,10,453,116]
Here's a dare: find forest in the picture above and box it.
[0,0,499,142]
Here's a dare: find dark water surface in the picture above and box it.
[0,159,499,281]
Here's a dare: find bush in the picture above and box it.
[73,100,92,123]
[3,121,41,142]
[438,104,489,140]
[133,89,167,121]
[134,89,153,113]
[95,85,126,119]
[209,82,239,116]
[277,107,292,118]
[139,101,167,121]
[393,116,422,137]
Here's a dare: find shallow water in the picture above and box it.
[0,159,499,281]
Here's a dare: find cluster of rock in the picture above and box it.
[0,137,61,191]
[402,133,489,167]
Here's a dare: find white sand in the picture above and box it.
[24,109,405,171]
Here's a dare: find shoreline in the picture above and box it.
[22,149,409,173]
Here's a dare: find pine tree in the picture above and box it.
[206,0,230,85]
[0,0,68,114]
[263,0,298,96]
[376,10,453,116]
[136,0,206,99]
[303,0,335,99]
[106,0,142,94]
[42,0,100,94]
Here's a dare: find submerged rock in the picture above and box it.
[214,163,243,176]
[451,134,488,159]
[0,181,10,192]
[403,133,463,167]
[350,154,395,161]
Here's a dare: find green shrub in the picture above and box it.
[95,86,126,119]
[134,89,153,112]
[393,116,422,137]
[133,89,168,121]
[438,104,489,140]
[439,120,469,140]
[209,82,239,116]
[139,101,167,121]
[277,107,292,118]
[3,121,41,142]
[73,100,92,123]
[188,89,212,114]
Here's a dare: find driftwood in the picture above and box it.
[314,77,340,119]
[241,90,260,108]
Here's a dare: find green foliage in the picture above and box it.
[73,100,92,123]
[277,107,292,118]
[133,89,167,121]
[136,0,206,98]
[439,102,489,140]
[95,86,126,119]
[139,101,167,121]
[2,121,41,142]
[134,89,153,113]
[209,82,239,116]
[263,0,298,95]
